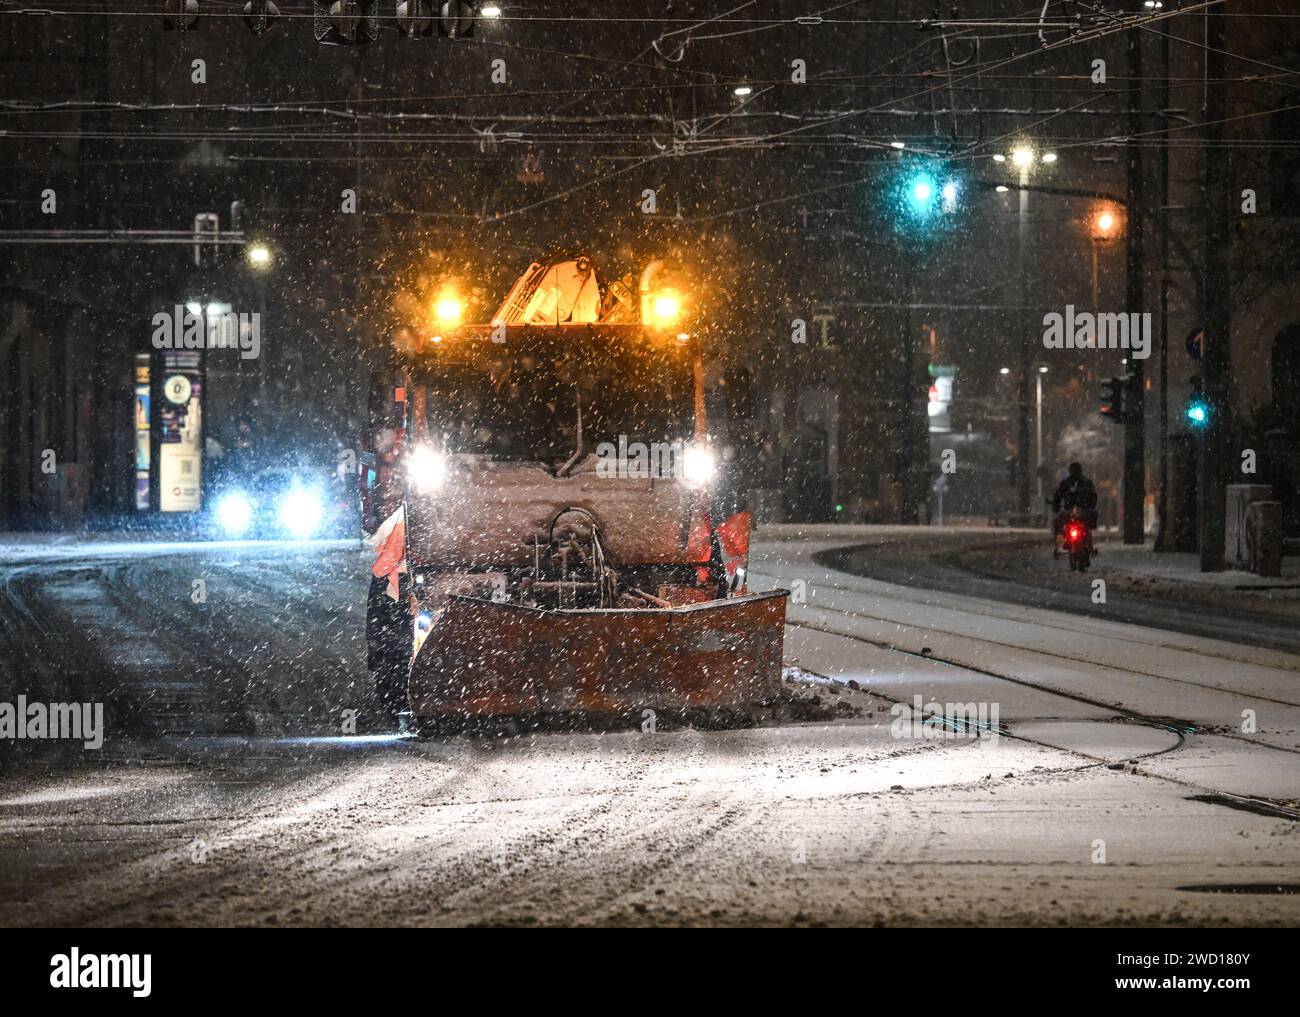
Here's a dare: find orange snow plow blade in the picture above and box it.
[407,590,788,722]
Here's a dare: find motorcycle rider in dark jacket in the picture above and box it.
[1052,462,1099,536]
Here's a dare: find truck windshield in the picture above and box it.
[416,337,695,466]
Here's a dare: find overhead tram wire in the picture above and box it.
[4,1,1272,189]
[0,3,1109,28]
[2,13,1272,117]
[5,66,1281,122]
[487,9,1199,225]
[1076,0,1300,87]
[676,0,1228,159]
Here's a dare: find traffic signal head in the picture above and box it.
[1185,373,1209,429]
[894,159,961,219]
[1099,376,1126,424]
[940,180,959,213]
[904,170,938,216]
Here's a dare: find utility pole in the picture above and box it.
[901,255,920,523]
[1199,9,1231,570]
[1156,25,1171,550]
[1123,27,1146,544]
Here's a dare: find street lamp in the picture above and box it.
[993,143,1057,519]
[246,243,272,268]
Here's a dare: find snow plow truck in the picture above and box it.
[360,254,788,732]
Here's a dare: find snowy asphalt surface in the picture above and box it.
[0,529,1297,927]
[815,526,1300,655]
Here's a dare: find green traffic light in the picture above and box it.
[891,164,959,236]
[1186,401,1209,427]
[897,167,961,223]
[904,171,938,215]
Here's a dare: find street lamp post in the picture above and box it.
[1012,145,1035,522]
[1090,207,1119,309]
[248,245,271,405]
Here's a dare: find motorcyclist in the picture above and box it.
[1051,462,1099,539]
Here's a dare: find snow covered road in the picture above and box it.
[0,530,1296,926]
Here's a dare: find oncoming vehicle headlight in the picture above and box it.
[279,488,323,539]
[680,444,716,488]
[407,444,447,494]
[215,491,253,536]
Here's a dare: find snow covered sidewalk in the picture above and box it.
[1094,542,1300,589]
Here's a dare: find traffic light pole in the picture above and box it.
[902,256,920,523]
[1122,27,1146,545]
[1199,10,1230,570]
[1156,25,1171,551]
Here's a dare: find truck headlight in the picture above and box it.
[681,444,716,488]
[408,444,447,494]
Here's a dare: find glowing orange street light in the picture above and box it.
[1090,203,1123,241]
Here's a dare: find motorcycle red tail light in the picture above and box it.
[1067,525,1082,541]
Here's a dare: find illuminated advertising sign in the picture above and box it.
[134,354,151,510]
[158,350,203,512]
